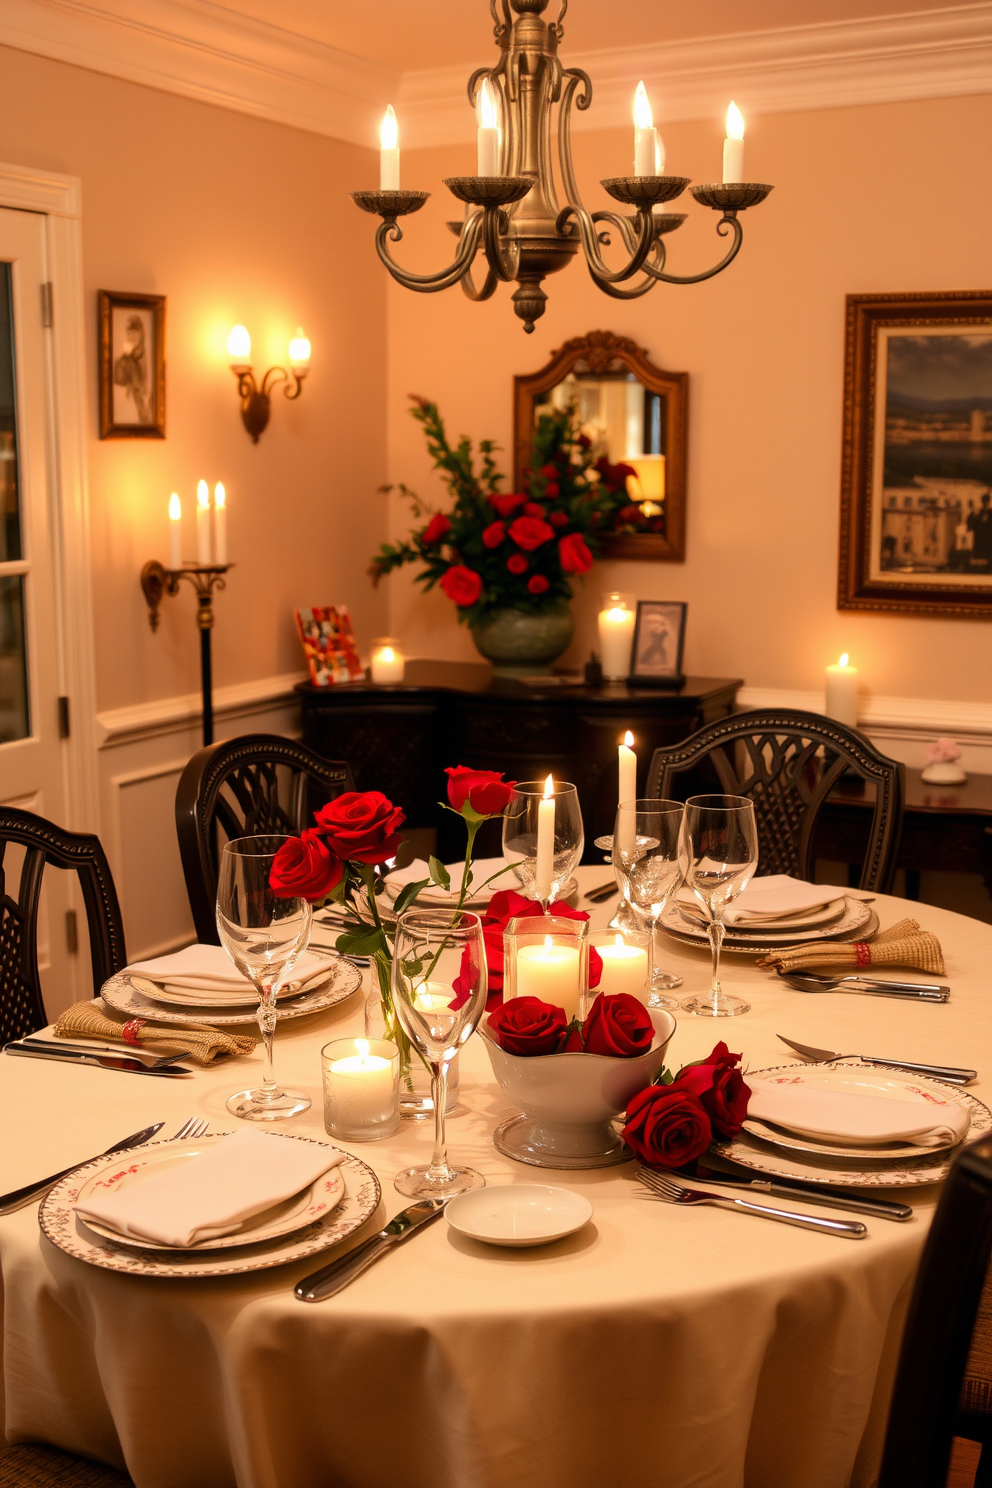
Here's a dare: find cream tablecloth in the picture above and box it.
[1,877,989,1488]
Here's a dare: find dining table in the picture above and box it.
[0,869,989,1488]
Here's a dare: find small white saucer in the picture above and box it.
[445,1185,593,1248]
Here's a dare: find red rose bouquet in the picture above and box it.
[621,1042,752,1170]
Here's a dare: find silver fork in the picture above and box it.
[171,1117,209,1140]
[636,1168,867,1238]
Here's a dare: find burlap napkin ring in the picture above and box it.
[55,1002,256,1065]
[756,918,946,975]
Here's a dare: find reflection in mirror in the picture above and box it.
[539,371,667,523]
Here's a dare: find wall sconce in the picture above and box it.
[226,324,310,442]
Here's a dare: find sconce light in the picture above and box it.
[226,324,310,442]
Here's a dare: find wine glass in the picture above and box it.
[502,779,584,909]
[391,908,487,1199]
[216,835,313,1120]
[612,799,685,1011]
[678,794,759,1018]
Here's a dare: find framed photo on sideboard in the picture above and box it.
[629,601,687,686]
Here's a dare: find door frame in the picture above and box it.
[0,161,99,832]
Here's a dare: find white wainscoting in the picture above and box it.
[96,672,305,960]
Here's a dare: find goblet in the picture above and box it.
[502,779,584,910]
[216,835,313,1120]
[678,794,759,1018]
[391,908,488,1198]
[611,800,684,1010]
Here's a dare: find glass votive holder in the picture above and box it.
[589,928,651,1009]
[321,1037,400,1141]
[597,593,636,680]
[503,915,589,1023]
[369,637,405,685]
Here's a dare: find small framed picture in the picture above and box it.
[98,290,166,439]
[629,600,687,685]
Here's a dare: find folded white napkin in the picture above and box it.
[386,857,515,902]
[126,944,330,997]
[73,1130,345,1247]
[747,1077,969,1148]
[678,875,846,926]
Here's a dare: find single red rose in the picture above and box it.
[489,493,528,519]
[486,996,567,1056]
[269,828,343,902]
[421,512,451,545]
[527,574,550,595]
[622,1084,713,1169]
[549,510,569,528]
[539,464,558,479]
[314,791,405,865]
[674,1043,751,1138]
[506,553,528,575]
[440,564,483,607]
[544,482,560,499]
[558,532,593,574]
[583,992,655,1058]
[445,765,516,816]
[523,502,546,519]
[509,515,555,551]
[482,520,505,549]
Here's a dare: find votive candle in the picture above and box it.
[322,1037,400,1141]
[595,933,649,999]
[516,935,581,1019]
[370,638,405,685]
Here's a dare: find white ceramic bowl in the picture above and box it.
[446,1184,593,1247]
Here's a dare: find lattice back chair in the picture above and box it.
[0,807,128,1043]
[879,1135,992,1488]
[176,734,354,944]
[645,709,904,892]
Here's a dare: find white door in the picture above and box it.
[0,205,79,1014]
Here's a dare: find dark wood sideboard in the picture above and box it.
[297,661,741,862]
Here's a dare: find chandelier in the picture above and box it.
[351,0,772,333]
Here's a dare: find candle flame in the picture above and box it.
[168,493,181,522]
[356,1038,370,1061]
[214,482,226,510]
[838,652,849,669]
[623,730,634,748]
[478,77,499,131]
[226,324,250,361]
[726,100,745,140]
[380,647,395,662]
[633,80,653,130]
[196,480,210,510]
[380,105,398,151]
[543,774,554,799]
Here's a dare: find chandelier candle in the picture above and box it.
[380,106,400,190]
[168,493,182,570]
[723,102,745,184]
[633,82,660,177]
[213,483,227,565]
[825,653,860,727]
[196,480,212,565]
[477,78,501,175]
[598,593,636,679]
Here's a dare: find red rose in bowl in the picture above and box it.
[269,828,343,901]
[583,992,655,1058]
[314,791,405,865]
[622,1084,713,1169]
[486,996,567,1057]
[440,565,483,607]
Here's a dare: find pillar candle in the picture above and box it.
[213,483,227,565]
[598,600,635,680]
[380,106,400,190]
[516,936,581,1019]
[723,101,745,183]
[476,78,500,176]
[535,775,555,902]
[168,493,182,570]
[196,480,212,565]
[825,653,859,727]
[596,935,649,998]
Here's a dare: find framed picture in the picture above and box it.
[98,290,166,439]
[629,600,687,686]
[838,290,992,618]
[294,605,364,686]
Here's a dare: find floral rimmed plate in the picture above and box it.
[658,897,878,955]
[715,1061,992,1188]
[100,952,362,1027]
[39,1135,381,1278]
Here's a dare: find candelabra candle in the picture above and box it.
[196,480,212,565]
[380,105,400,190]
[168,493,182,570]
[213,483,227,565]
[476,77,501,175]
[322,1037,400,1141]
[723,101,745,184]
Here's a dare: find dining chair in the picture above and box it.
[0,807,128,1044]
[175,733,354,944]
[644,708,904,892]
[878,1134,992,1488]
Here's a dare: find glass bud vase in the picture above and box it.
[364,989,462,1120]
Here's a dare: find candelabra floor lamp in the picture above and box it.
[141,562,231,746]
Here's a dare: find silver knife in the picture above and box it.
[295,1198,448,1302]
[677,1165,913,1221]
[15,1038,188,1069]
[0,1120,165,1215]
[3,1043,192,1076]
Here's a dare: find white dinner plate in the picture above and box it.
[677,900,847,934]
[445,1184,593,1247]
[658,897,877,954]
[40,1136,381,1278]
[715,1061,992,1188]
[126,974,331,1009]
[75,1134,346,1252]
[100,952,362,1026]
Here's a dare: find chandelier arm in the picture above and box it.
[482,207,520,283]
[554,0,568,40]
[558,203,655,284]
[557,70,593,215]
[460,258,500,301]
[590,210,639,255]
[640,214,744,284]
[373,215,483,293]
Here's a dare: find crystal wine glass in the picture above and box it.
[678,794,759,1018]
[391,908,487,1199]
[612,799,685,1010]
[216,835,313,1120]
[502,779,584,910]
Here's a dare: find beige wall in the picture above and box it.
[0,45,390,714]
[385,94,992,707]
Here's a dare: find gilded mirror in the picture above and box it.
[513,331,688,560]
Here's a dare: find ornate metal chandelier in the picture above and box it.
[352,0,772,333]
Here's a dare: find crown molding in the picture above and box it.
[1,2,989,148]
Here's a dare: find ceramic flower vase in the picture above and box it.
[470,603,575,676]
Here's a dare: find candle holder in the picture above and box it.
[322,1037,401,1142]
[503,915,589,1022]
[601,175,691,208]
[350,189,430,223]
[140,561,231,746]
[691,182,774,212]
[443,176,534,208]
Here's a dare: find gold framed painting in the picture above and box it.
[838,290,992,619]
[98,290,166,439]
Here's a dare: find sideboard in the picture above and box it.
[297,661,741,862]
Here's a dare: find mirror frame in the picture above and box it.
[513,330,688,561]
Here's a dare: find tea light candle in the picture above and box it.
[380,106,400,190]
[370,638,405,685]
[535,774,555,903]
[598,595,635,680]
[596,934,649,998]
[168,493,182,569]
[322,1037,399,1141]
[516,934,581,1019]
[196,480,211,565]
[723,101,745,184]
[825,653,859,727]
